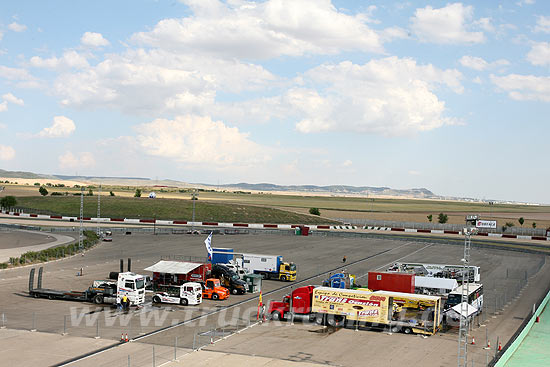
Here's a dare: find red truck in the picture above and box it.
[268,285,442,335]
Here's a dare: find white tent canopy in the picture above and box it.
[144,260,201,274]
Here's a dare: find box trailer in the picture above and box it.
[144,261,212,288]
[367,272,415,293]
[241,253,296,281]
[388,262,480,283]
[268,285,442,335]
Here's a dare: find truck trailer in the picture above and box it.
[268,285,442,335]
[241,253,296,281]
[29,267,146,306]
[388,262,480,283]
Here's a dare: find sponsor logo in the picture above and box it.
[359,309,380,317]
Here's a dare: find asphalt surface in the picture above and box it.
[0,230,547,367]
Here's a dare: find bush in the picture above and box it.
[110,191,115,196]
[39,186,48,196]
[50,192,63,196]
[309,207,321,216]
[0,263,7,269]
[0,195,17,209]
[134,188,142,197]
[438,213,448,224]
[34,182,41,186]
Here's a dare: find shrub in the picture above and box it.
[309,208,321,216]
[50,192,63,196]
[134,188,142,197]
[39,186,48,196]
[438,213,448,224]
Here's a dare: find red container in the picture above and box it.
[301,226,309,236]
[367,272,415,293]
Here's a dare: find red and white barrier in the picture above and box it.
[1,209,548,241]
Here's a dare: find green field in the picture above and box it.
[14,196,338,225]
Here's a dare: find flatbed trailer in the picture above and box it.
[28,267,145,305]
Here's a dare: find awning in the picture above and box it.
[450,302,478,318]
[144,261,202,274]
[415,276,458,291]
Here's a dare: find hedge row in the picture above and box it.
[0,230,99,269]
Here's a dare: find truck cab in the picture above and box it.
[202,278,230,300]
[268,285,315,320]
[152,282,202,305]
[117,272,146,305]
[211,264,248,295]
[279,261,297,281]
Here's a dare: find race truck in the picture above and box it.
[268,286,442,335]
[202,278,230,300]
[211,264,248,294]
[152,282,202,306]
[29,267,146,306]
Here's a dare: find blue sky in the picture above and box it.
[0,0,549,203]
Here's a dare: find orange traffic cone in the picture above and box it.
[471,337,475,345]
[487,340,491,348]
[498,342,502,351]
[120,333,124,342]
[125,333,129,342]
[210,335,214,344]
[536,316,540,323]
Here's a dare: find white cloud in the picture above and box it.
[0,65,34,80]
[38,116,76,138]
[526,42,550,66]
[534,16,550,33]
[2,93,24,106]
[380,27,409,42]
[81,32,110,47]
[491,74,550,102]
[343,160,353,167]
[459,55,509,71]
[0,101,7,112]
[30,50,89,70]
[135,115,269,166]
[8,22,27,32]
[408,170,420,176]
[517,0,535,7]
[131,0,383,59]
[410,3,485,44]
[58,151,95,169]
[0,31,3,41]
[0,144,15,160]
[292,57,462,136]
[53,48,276,114]
[0,123,6,129]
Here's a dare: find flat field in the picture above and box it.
[2,182,550,228]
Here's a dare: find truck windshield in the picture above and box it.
[290,264,296,271]
[135,279,145,289]
[447,294,462,307]
[232,274,240,281]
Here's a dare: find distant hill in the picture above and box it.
[0,168,436,199]
[213,182,435,198]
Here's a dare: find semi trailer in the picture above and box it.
[29,267,146,306]
[268,285,442,335]
[241,253,296,281]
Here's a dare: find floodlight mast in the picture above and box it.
[458,215,478,367]
[79,186,84,251]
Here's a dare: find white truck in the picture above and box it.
[29,267,146,306]
[388,262,481,283]
[240,253,296,281]
[224,259,251,280]
[152,282,202,306]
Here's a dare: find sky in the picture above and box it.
[0,1,549,204]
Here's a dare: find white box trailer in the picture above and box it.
[415,276,458,296]
[241,253,296,281]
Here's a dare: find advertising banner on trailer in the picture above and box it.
[311,287,390,323]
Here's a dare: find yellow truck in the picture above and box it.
[311,287,442,335]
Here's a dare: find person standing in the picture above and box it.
[342,256,347,263]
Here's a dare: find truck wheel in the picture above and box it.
[327,315,337,327]
[180,298,188,306]
[403,327,412,334]
[93,295,104,304]
[271,311,283,321]
[212,293,219,300]
[231,288,238,295]
[33,293,40,298]
[152,296,161,304]
[260,273,267,280]
[48,295,55,300]
[280,275,287,282]
[315,314,324,325]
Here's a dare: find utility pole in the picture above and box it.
[97,184,101,237]
[79,186,84,251]
[191,189,198,232]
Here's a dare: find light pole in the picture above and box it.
[191,189,198,232]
